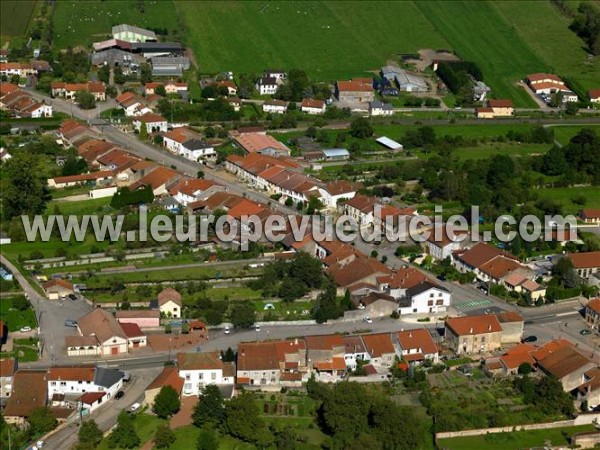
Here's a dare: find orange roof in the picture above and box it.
[136,112,166,123]
[146,366,184,393]
[344,194,378,213]
[305,334,345,350]
[536,344,593,379]
[163,126,199,144]
[51,171,113,185]
[313,357,346,371]
[325,180,361,196]
[457,243,518,269]
[397,328,437,355]
[530,82,568,91]
[446,314,502,336]
[237,339,305,371]
[234,133,289,154]
[301,98,325,109]
[48,366,95,381]
[478,255,523,280]
[377,267,427,290]
[488,99,513,108]
[0,82,19,96]
[580,209,600,220]
[120,322,144,338]
[588,89,600,100]
[328,253,391,288]
[362,333,395,357]
[158,287,182,307]
[80,392,106,404]
[4,370,47,418]
[476,107,494,114]
[527,73,563,83]
[43,278,74,290]
[337,79,373,92]
[495,311,523,323]
[426,226,469,247]
[568,251,600,269]
[169,177,219,196]
[0,358,17,377]
[227,199,265,219]
[130,166,180,191]
[499,343,537,369]
[532,339,572,361]
[586,298,600,315]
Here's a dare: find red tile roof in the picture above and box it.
[120,322,145,338]
[588,89,600,100]
[568,251,600,269]
[43,278,74,290]
[80,392,106,405]
[580,209,600,220]
[376,267,428,290]
[227,198,265,219]
[337,79,373,92]
[305,334,345,351]
[4,370,47,418]
[237,339,305,371]
[136,112,166,123]
[488,99,513,108]
[313,357,346,371]
[0,358,17,377]
[457,243,518,269]
[168,177,219,196]
[344,194,378,214]
[397,328,437,355]
[130,166,180,191]
[361,333,395,357]
[51,171,113,185]
[301,98,325,109]
[446,314,502,336]
[146,366,184,393]
[536,344,593,379]
[499,343,537,370]
[527,73,563,83]
[324,180,361,196]
[328,253,391,288]
[495,311,523,323]
[586,298,600,315]
[158,287,182,307]
[48,366,95,381]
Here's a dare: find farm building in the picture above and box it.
[150,56,190,77]
[111,24,157,43]
[335,79,374,103]
[376,136,403,151]
[369,100,394,116]
[394,69,428,92]
[322,149,350,161]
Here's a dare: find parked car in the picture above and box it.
[522,335,538,343]
[580,329,592,336]
[68,294,77,300]
[129,403,140,413]
[363,316,373,324]
[19,326,32,332]
[64,320,77,328]
[255,324,261,332]
[123,372,131,382]
[115,390,125,400]
[224,326,230,335]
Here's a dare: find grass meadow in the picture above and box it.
[0,0,37,37]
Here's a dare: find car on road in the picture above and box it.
[437,274,447,282]
[123,372,131,382]
[129,403,140,413]
[19,326,32,332]
[363,316,373,324]
[522,335,538,343]
[115,390,125,400]
[68,294,77,300]
[580,329,592,336]
[65,320,77,327]
[255,324,261,332]
[224,326,230,334]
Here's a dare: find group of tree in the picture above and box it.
[247,252,324,301]
[2,152,51,219]
[436,61,483,106]
[107,411,140,449]
[313,275,345,323]
[75,420,103,450]
[306,379,429,449]
[569,2,600,55]
[111,186,154,209]
[513,374,575,417]
[156,97,240,122]
[274,69,331,102]
[61,153,88,176]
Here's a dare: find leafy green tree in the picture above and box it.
[2,152,51,219]
[225,392,274,446]
[61,153,88,176]
[349,117,373,138]
[278,277,308,302]
[108,411,140,449]
[153,385,181,418]
[230,302,256,328]
[140,63,153,85]
[98,64,110,83]
[193,385,225,427]
[75,91,96,109]
[321,382,370,440]
[29,407,58,434]
[552,257,581,288]
[314,276,342,323]
[12,295,30,311]
[154,424,175,449]
[565,102,579,116]
[155,85,167,97]
[139,122,149,141]
[196,424,219,450]
[76,420,103,450]
[518,362,533,375]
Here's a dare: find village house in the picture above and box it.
[488,99,514,116]
[233,132,291,156]
[445,314,503,355]
[502,272,546,301]
[342,194,378,227]
[215,80,238,96]
[115,91,148,116]
[42,279,74,300]
[361,333,397,368]
[129,166,181,196]
[0,358,17,399]
[400,280,451,315]
[168,177,223,207]
[577,367,600,409]
[396,328,439,364]
[162,127,216,161]
[369,100,394,117]
[255,76,279,95]
[533,339,596,392]
[305,335,347,383]
[335,78,374,103]
[495,343,537,375]
[152,287,182,318]
[262,99,288,114]
[423,226,470,260]
[237,339,308,387]
[133,112,168,133]
[579,209,600,224]
[495,311,524,344]
[47,171,114,189]
[452,242,526,284]
[51,81,107,101]
[584,298,600,330]
[3,370,48,426]
[343,336,371,371]
[568,251,600,280]
[145,366,184,408]
[301,98,326,115]
[145,81,188,96]
[66,308,133,357]
[227,97,241,111]
[0,62,37,78]
[475,107,495,119]
[1,83,52,118]
[588,89,600,103]
[318,180,359,209]
[116,310,161,329]
[47,366,124,403]
[177,352,235,396]
[328,252,392,295]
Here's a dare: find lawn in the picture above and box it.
[1,337,39,362]
[535,186,600,214]
[441,143,551,161]
[0,297,37,332]
[551,124,600,145]
[53,0,181,49]
[96,412,165,450]
[0,0,36,37]
[437,424,596,450]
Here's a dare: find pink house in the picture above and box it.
[116,310,160,328]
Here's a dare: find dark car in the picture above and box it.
[68,294,77,300]
[437,274,447,282]
[65,319,77,328]
[522,335,537,343]
[115,390,124,400]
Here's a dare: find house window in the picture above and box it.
[430,293,434,298]
[428,300,433,306]
[51,382,56,386]
[60,382,66,386]
[185,375,191,381]
[198,373,203,380]
[211,373,216,380]
[436,300,444,306]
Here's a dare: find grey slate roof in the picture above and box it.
[94,367,124,389]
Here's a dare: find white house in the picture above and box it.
[262,99,288,114]
[301,98,326,115]
[256,76,279,95]
[162,127,216,161]
[155,288,182,318]
[342,336,370,371]
[177,352,235,396]
[0,359,17,398]
[342,194,377,227]
[319,180,359,209]
[133,112,168,134]
[47,366,124,403]
[369,100,394,117]
[396,329,439,364]
[424,226,470,260]
[399,280,451,315]
[264,70,286,81]
[70,308,129,356]
[116,92,145,117]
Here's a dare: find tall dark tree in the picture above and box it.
[28,407,57,435]
[108,411,140,449]
[76,420,103,450]
[2,151,50,219]
[225,392,274,447]
[193,385,225,427]
[153,385,181,418]
[196,424,219,450]
[230,302,256,328]
[154,424,176,449]
[349,117,374,139]
[75,91,96,109]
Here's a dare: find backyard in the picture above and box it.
[0,296,37,332]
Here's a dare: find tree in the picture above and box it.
[29,407,57,434]
[98,64,110,83]
[140,63,153,85]
[225,392,274,446]
[61,153,88,176]
[153,385,181,418]
[349,117,373,138]
[552,257,581,288]
[196,424,219,450]
[230,302,256,328]
[565,102,579,116]
[75,91,96,109]
[154,424,175,449]
[321,382,370,439]
[76,420,103,450]
[2,152,51,219]
[193,385,225,427]
[518,362,533,375]
[139,122,149,141]
[12,295,30,311]
[155,85,167,97]
[108,411,140,449]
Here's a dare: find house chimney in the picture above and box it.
[409,332,412,338]
[469,327,473,334]
[488,325,492,331]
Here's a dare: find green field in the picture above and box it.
[550,124,600,145]
[53,0,182,49]
[0,297,38,332]
[535,186,600,214]
[0,1,36,37]
[437,424,596,450]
